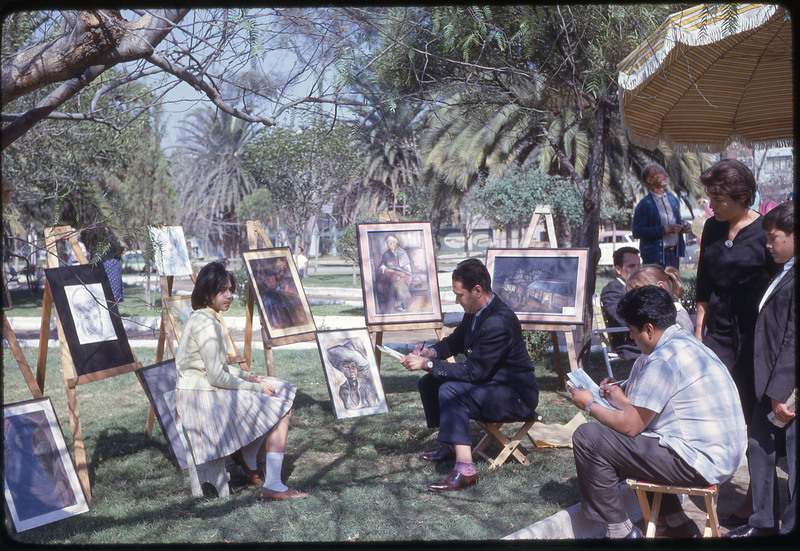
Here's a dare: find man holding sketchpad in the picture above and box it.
[568,286,746,539]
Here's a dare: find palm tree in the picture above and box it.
[177,106,257,258]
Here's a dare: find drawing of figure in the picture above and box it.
[254,259,308,330]
[66,284,116,345]
[3,412,76,522]
[377,235,413,313]
[326,341,379,410]
[151,227,192,276]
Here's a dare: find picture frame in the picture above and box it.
[45,264,138,384]
[148,225,194,277]
[242,247,316,343]
[3,397,90,532]
[356,222,442,326]
[485,248,589,325]
[135,359,188,470]
[315,328,389,419]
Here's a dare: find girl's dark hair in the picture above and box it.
[192,262,235,310]
[699,158,757,207]
[762,201,794,235]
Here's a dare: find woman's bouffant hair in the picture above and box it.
[699,158,757,207]
[626,264,684,298]
[191,262,235,310]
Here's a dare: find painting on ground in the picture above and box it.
[3,397,90,532]
[242,248,315,341]
[315,328,388,419]
[486,248,589,325]
[136,359,188,470]
[356,221,442,326]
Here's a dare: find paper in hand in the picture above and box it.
[567,368,618,410]
[376,344,405,361]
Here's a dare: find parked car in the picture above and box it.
[682,234,700,265]
[121,250,156,273]
[598,231,640,266]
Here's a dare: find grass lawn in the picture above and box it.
[2,344,594,544]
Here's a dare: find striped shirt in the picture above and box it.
[626,325,746,484]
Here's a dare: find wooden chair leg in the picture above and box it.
[646,491,662,538]
[704,493,720,537]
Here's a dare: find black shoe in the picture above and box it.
[661,519,701,538]
[419,447,455,462]
[725,525,778,538]
[720,512,749,528]
[625,525,643,539]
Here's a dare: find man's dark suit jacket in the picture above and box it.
[599,278,641,360]
[753,264,795,404]
[429,295,539,412]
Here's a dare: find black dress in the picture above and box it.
[695,214,776,419]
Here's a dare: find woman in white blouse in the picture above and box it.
[176,262,307,501]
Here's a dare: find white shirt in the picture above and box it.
[759,257,794,312]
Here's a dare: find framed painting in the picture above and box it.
[315,328,388,419]
[3,397,90,532]
[486,248,589,325]
[135,359,188,470]
[356,222,442,326]
[242,247,316,342]
[45,264,138,384]
[164,294,194,343]
[148,225,194,277]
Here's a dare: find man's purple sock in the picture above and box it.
[454,461,476,476]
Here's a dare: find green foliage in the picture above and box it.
[235,188,277,224]
[472,165,583,231]
[523,330,553,369]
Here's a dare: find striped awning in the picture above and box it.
[618,4,793,152]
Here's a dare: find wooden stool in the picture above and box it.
[164,390,230,498]
[626,479,720,537]
[473,413,542,470]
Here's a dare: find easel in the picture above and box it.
[368,211,449,368]
[519,206,579,388]
[243,220,315,377]
[38,226,143,504]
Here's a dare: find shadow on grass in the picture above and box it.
[89,427,175,484]
[539,477,580,509]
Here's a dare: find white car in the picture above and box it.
[598,231,640,266]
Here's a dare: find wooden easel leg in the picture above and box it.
[3,315,43,399]
[65,384,91,506]
[36,284,54,391]
[263,337,275,378]
[374,331,383,370]
[549,331,566,389]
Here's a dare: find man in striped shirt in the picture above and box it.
[569,286,746,538]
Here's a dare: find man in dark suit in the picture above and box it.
[600,246,641,360]
[401,258,539,492]
[727,201,796,538]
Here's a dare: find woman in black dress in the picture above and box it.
[694,158,776,525]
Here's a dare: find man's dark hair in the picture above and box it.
[613,246,640,268]
[616,285,676,330]
[452,258,492,293]
[192,261,235,310]
[762,201,794,235]
[699,158,757,207]
[641,163,666,184]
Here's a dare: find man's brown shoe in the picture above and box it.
[426,470,478,492]
[418,447,455,462]
[258,487,309,501]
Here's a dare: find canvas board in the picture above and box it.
[486,248,589,325]
[135,359,188,470]
[356,222,442,326]
[3,397,89,532]
[315,328,389,419]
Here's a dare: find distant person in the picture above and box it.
[631,164,690,269]
[599,246,641,359]
[401,259,538,492]
[176,262,307,500]
[569,286,746,539]
[727,202,795,538]
[66,234,88,265]
[294,246,308,280]
[626,264,694,333]
[91,226,126,303]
